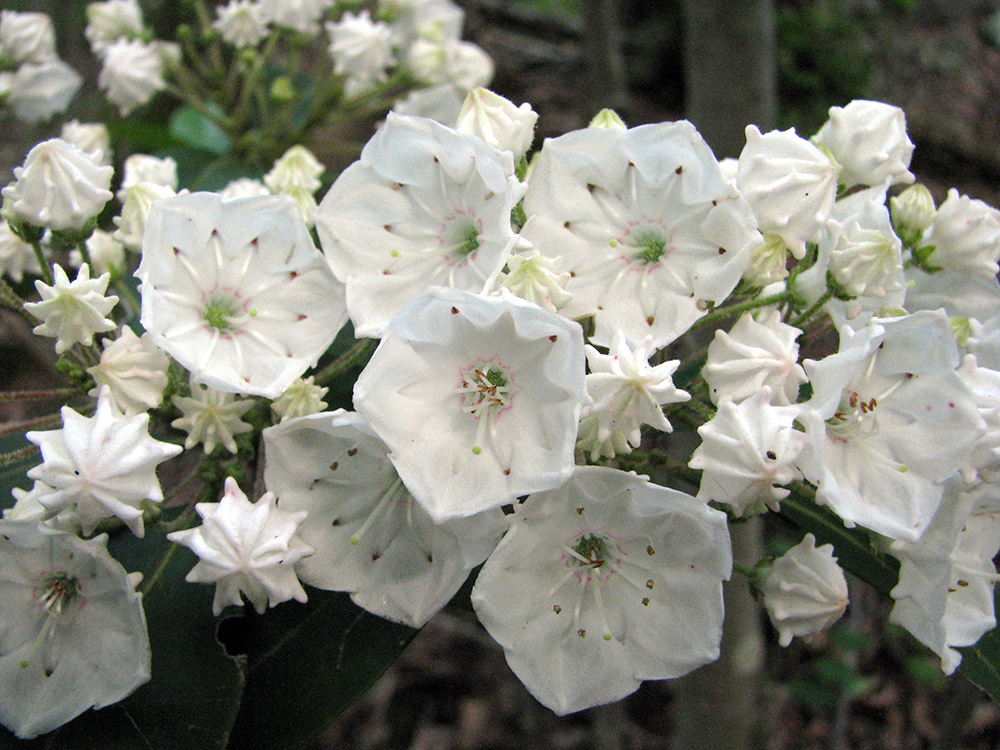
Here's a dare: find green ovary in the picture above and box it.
[633,231,667,265]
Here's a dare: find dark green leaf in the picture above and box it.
[959,588,1000,703]
[169,106,232,156]
[224,588,417,750]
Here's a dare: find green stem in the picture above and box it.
[0,276,25,310]
[0,387,80,402]
[313,339,377,386]
[0,443,40,468]
[76,241,94,271]
[790,290,833,329]
[688,291,791,331]
[0,412,62,437]
[31,242,52,286]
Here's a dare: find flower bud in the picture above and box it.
[457,88,538,161]
[0,11,56,65]
[588,108,626,129]
[98,38,165,115]
[813,100,914,188]
[61,120,112,167]
[890,183,936,245]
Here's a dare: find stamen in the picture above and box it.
[592,576,614,642]
[350,477,404,545]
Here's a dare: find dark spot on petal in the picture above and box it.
[646,316,654,326]
[553,605,562,614]
[646,545,655,555]
[587,183,596,193]
[347,448,358,456]
[718,247,726,254]
[642,597,650,606]
[646,579,654,589]
[958,579,969,587]
[384,224,392,231]
[372,552,381,561]
[766,450,777,460]
[577,628,586,637]
[564,221,571,229]
[577,507,584,515]
[503,468,511,476]
[549,335,558,342]
[451,306,459,314]
[675,166,683,175]
[332,518,341,526]
[330,462,339,471]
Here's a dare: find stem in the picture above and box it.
[0,443,40,468]
[0,412,62,437]
[688,291,791,331]
[76,241,94,271]
[790,290,833,329]
[31,242,52,285]
[0,387,80,402]
[313,339,377,386]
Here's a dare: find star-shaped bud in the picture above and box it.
[24,263,118,354]
[171,380,255,455]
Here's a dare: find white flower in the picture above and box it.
[890,183,937,245]
[60,120,112,167]
[87,327,169,416]
[270,376,328,422]
[457,87,537,161]
[167,476,313,615]
[797,311,985,541]
[736,125,840,259]
[826,182,904,299]
[520,121,760,348]
[702,308,807,406]
[0,219,40,282]
[6,59,81,122]
[471,466,732,715]
[498,246,571,312]
[0,521,149,739]
[118,154,178,200]
[85,0,144,56]
[113,181,177,251]
[171,381,255,455]
[98,38,166,116]
[391,82,464,126]
[315,112,525,338]
[220,177,270,201]
[578,330,688,460]
[2,138,113,232]
[24,263,118,354]
[213,0,269,48]
[891,483,1000,674]
[25,386,181,536]
[354,287,588,522]
[325,11,395,92]
[382,0,465,46]
[138,192,348,398]
[263,144,324,194]
[0,11,56,65]
[812,100,914,189]
[406,38,494,92]
[4,481,78,532]
[921,188,1000,279]
[263,410,506,626]
[762,533,849,647]
[690,386,807,517]
[70,228,125,275]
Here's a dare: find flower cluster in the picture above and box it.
[1,22,1000,740]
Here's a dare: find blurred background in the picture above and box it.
[3,0,1000,747]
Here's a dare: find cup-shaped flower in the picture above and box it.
[167,477,313,616]
[87,326,169,416]
[797,311,985,541]
[263,410,506,626]
[315,112,525,337]
[762,533,849,646]
[471,466,732,715]
[137,192,348,398]
[0,521,150,739]
[2,138,112,232]
[520,120,760,348]
[354,287,588,522]
[812,100,914,189]
[23,263,118,354]
[25,386,182,536]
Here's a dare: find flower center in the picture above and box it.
[457,362,514,455]
[202,292,251,334]
[454,225,480,258]
[632,230,668,265]
[38,572,82,617]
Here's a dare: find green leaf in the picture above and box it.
[958,587,1000,703]
[223,588,417,750]
[0,526,245,749]
[169,106,232,156]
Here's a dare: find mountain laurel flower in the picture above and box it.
[137,192,348,398]
[0,521,150,740]
[690,386,807,517]
[456,87,538,161]
[6,59,82,123]
[736,125,839,260]
[354,287,588,522]
[71,228,125,276]
[24,263,118,354]
[26,386,181,537]
[797,311,985,542]
[117,154,178,200]
[325,10,395,94]
[167,476,313,616]
[270,376,328,422]
[0,11,56,65]
[702,308,807,406]
[812,100,915,189]
[471,466,732,715]
[98,38,166,116]
[315,112,525,337]
[921,188,1000,279]
[762,533,849,647]
[171,380,255,455]
[826,183,904,299]
[213,0,269,48]
[87,327,169,416]
[406,37,494,92]
[578,330,688,460]
[264,145,324,195]
[84,0,144,56]
[520,120,759,348]
[0,219,41,282]
[256,0,332,34]
[113,181,177,252]
[890,183,937,247]
[263,410,506,627]
[2,138,113,232]
[497,246,572,312]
